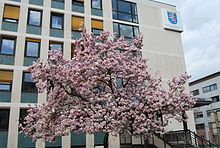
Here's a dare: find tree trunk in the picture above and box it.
[144,139,150,148]
[104,132,109,148]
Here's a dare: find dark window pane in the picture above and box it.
[0,83,11,91]
[119,24,133,38]
[196,123,205,130]
[24,73,33,82]
[22,72,37,92]
[133,15,138,23]
[92,29,102,35]
[112,11,118,19]
[191,89,199,96]
[211,96,219,103]
[132,3,137,15]
[202,83,218,93]
[1,39,15,55]
[19,109,28,129]
[112,0,138,23]
[134,26,139,36]
[118,12,132,22]
[118,0,131,13]
[112,0,117,10]
[28,10,41,26]
[92,0,101,9]
[51,15,63,29]
[0,109,10,131]
[113,23,119,36]
[26,42,40,57]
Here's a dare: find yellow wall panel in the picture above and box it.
[72,16,84,31]
[91,19,103,30]
[4,5,20,20]
[0,71,13,82]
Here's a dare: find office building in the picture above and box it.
[190,71,220,144]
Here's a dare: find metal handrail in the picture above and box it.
[163,130,219,148]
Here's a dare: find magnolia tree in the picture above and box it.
[21,30,194,146]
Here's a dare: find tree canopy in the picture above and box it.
[20,30,194,143]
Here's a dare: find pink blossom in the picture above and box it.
[21,30,194,142]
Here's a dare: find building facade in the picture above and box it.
[190,71,220,144]
[0,0,195,148]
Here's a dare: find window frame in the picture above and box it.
[113,22,139,39]
[202,83,218,93]
[91,0,102,10]
[92,28,103,37]
[22,72,37,93]
[196,123,205,130]
[72,16,84,32]
[3,5,20,23]
[195,112,203,119]
[91,19,103,36]
[0,36,16,56]
[50,13,64,30]
[19,108,28,130]
[120,134,132,147]
[191,89,199,96]
[211,95,220,103]
[49,42,63,52]
[24,39,41,58]
[112,0,138,23]
[27,9,42,27]
[0,83,11,91]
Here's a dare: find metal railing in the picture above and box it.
[163,130,219,148]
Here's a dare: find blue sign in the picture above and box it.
[167,11,178,24]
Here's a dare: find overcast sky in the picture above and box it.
[157,0,220,81]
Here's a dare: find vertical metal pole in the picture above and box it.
[202,138,204,148]
[209,140,212,148]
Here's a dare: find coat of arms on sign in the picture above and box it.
[167,11,178,25]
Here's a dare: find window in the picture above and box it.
[91,19,103,36]
[72,16,84,32]
[196,123,205,130]
[25,38,40,57]
[49,41,63,52]
[0,70,13,91]
[113,23,139,39]
[0,37,16,55]
[0,109,10,131]
[92,0,102,9]
[3,5,20,23]
[120,135,132,145]
[22,72,37,93]
[202,83,218,93]
[51,13,63,29]
[211,96,219,103]
[207,111,211,117]
[191,89,199,96]
[28,9,42,26]
[112,0,138,23]
[19,109,28,129]
[195,112,203,118]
